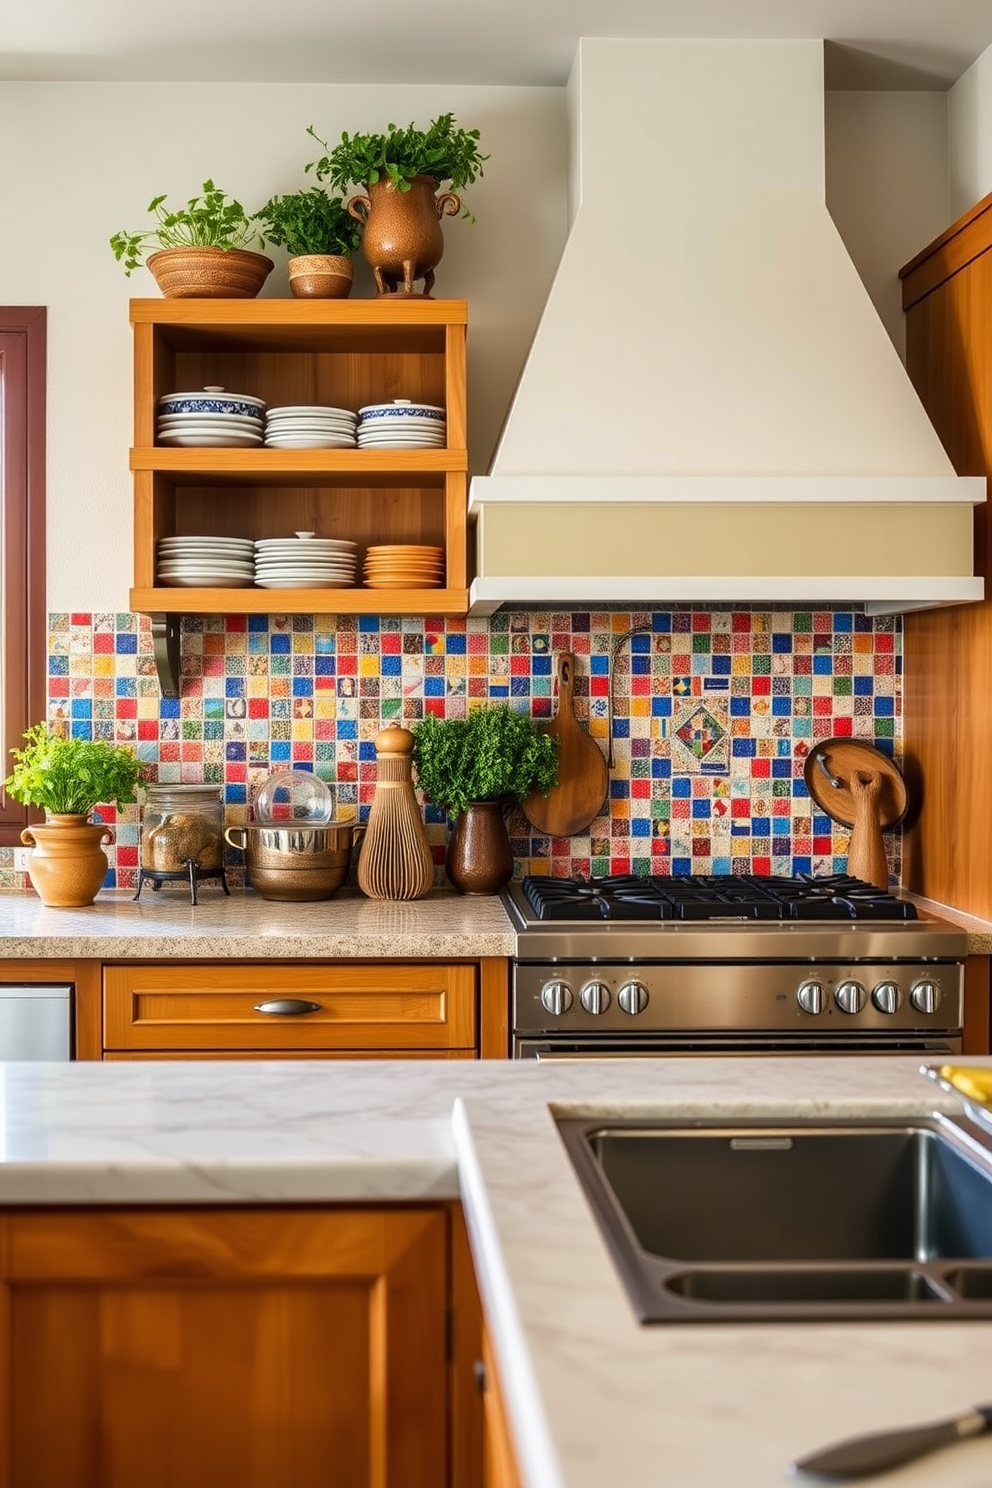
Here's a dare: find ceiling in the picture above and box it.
[3,0,992,88]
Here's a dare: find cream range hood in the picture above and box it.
[468,38,985,616]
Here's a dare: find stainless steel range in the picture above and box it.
[504,874,967,1058]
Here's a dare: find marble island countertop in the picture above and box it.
[0,886,516,959]
[3,1054,992,1487]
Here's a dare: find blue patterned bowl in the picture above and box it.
[159,386,265,418]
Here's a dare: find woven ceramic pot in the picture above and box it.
[287,254,353,299]
[347,175,460,299]
[146,247,274,299]
[21,814,116,908]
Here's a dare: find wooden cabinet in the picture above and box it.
[103,960,480,1058]
[128,299,469,690]
[0,1205,451,1488]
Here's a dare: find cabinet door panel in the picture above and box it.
[103,962,477,1052]
[1,1207,446,1488]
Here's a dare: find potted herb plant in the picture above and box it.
[109,179,273,298]
[305,115,487,298]
[253,186,362,299]
[411,705,558,894]
[5,724,145,907]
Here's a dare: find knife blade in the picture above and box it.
[788,1403,992,1479]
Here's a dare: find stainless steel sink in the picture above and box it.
[557,1115,992,1322]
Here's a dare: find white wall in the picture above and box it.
[0,82,567,611]
[824,91,949,359]
[949,42,992,219]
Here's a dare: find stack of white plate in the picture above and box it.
[264,406,357,450]
[357,399,446,449]
[157,536,256,588]
[157,388,265,449]
[254,534,359,589]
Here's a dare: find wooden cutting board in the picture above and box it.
[521,652,608,836]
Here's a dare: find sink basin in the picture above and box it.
[558,1115,992,1322]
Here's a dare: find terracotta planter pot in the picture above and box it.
[347,174,460,299]
[287,254,353,299]
[445,800,514,896]
[146,247,274,299]
[21,814,116,908]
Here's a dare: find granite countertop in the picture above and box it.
[1,884,992,960]
[0,887,516,959]
[3,1054,992,1487]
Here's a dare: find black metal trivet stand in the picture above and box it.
[133,859,230,906]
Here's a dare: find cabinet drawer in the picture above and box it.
[103,963,477,1053]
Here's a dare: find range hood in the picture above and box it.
[468,38,985,616]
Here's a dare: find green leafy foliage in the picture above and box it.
[411,706,558,819]
[4,724,145,816]
[109,180,262,275]
[253,187,361,257]
[305,115,487,222]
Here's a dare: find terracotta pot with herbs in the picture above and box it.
[411,705,558,894]
[5,724,144,907]
[253,187,361,298]
[305,114,487,298]
[109,180,273,297]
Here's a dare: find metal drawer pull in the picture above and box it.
[253,999,323,1016]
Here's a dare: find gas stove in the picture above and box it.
[503,873,967,1059]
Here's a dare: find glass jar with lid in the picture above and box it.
[139,784,225,878]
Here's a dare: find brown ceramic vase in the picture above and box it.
[347,175,460,298]
[21,813,116,908]
[445,800,514,896]
[287,254,353,299]
[146,247,274,299]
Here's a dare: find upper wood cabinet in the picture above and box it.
[128,299,469,626]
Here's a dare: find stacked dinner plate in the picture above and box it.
[264,405,357,450]
[254,534,359,590]
[157,388,265,449]
[356,399,446,450]
[157,536,256,588]
[363,545,445,590]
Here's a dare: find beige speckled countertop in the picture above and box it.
[0,887,516,959]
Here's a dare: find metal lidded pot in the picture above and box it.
[225,768,360,901]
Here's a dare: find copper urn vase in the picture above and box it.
[347,174,460,299]
[445,800,514,896]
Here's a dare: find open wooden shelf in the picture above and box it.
[127,298,470,693]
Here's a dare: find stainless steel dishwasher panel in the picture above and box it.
[0,984,72,1059]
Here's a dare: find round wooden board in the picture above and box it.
[804,738,908,830]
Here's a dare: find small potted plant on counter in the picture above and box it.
[305,114,487,297]
[411,705,558,894]
[253,186,362,298]
[5,724,145,907]
[109,179,273,298]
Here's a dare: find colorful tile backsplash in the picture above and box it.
[0,607,902,892]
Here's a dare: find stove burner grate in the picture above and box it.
[521,873,918,923]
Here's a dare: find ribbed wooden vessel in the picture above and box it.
[357,725,435,900]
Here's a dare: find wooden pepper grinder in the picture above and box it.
[357,724,435,900]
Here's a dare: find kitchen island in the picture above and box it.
[3,1054,992,1487]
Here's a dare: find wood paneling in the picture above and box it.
[103,961,477,1054]
[479,958,510,1059]
[481,1323,524,1488]
[900,200,992,935]
[0,1206,447,1488]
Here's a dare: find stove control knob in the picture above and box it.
[540,980,574,1016]
[796,980,826,1015]
[910,979,942,1015]
[872,980,904,1015]
[580,980,612,1016]
[834,980,867,1015]
[617,980,650,1016]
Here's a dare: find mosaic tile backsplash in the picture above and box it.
[0,607,902,892]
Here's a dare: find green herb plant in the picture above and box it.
[4,724,145,816]
[305,114,487,222]
[110,180,262,275]
[411,705,558,819]
[253,187,361,258]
